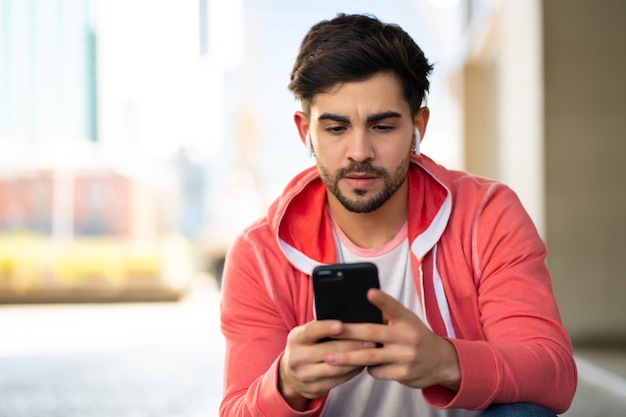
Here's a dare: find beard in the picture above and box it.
[318,156,411,213]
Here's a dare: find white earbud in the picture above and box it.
[414,129,421,156]
[305,133,313,157]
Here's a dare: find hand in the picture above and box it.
[278,319,377,410]
[323,289,461,391]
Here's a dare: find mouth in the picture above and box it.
[344,173,378,180]
[341,172,379,189]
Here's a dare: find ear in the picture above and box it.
[294,111,310,146]
[413,107,430,144]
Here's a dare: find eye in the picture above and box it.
[326,125,347,134]
[373,124,394,133]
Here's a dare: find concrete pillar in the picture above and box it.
[543,0,626,343]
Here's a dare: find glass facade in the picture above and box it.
[0,0,97,143]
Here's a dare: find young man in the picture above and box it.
[220,13,577,417]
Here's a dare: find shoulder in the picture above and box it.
[418,156,520,211]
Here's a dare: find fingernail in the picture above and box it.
[325,354,336,364]
[363,342,376,348]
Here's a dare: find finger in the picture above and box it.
[367,363,417,384]
[292,320,344,345]
[281,352,365,400]
[367,288,410,321]
[324,345,384,367]
[299,366,365,399]
[321,337,378,351]
[329,322,383,345]
[312,322,380,347]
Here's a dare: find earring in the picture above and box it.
[305,133,313,157]
[413,130,421,156]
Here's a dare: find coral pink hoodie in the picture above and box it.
[220,155,577,417]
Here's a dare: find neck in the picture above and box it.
[327,181,408,249]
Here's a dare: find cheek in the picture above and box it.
[314,145,345,166]
[378,146,411,166]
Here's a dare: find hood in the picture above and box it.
[268,154,452,274]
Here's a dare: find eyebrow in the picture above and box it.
[318,111,402,123]
[367,111,402,123]
[318,113,349,123]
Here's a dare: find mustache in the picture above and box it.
[338,161,386,177]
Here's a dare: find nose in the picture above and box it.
[346,130,375,163]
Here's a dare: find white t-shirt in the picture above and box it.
[320,217,476,417]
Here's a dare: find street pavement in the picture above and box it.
[1,275,625,416]
[0,275,224,417]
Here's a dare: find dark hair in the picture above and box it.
[288,13,434,116]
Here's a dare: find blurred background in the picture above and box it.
[0,0,465,303]
[0,0,625,416]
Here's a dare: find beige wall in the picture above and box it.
[463,1,545,234]
[543,0,626,343]
[463,0,626,343]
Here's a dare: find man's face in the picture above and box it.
[307,72,417,213]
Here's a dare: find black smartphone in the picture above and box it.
[312,262,383,325]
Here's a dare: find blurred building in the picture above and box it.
[460,0,626,343]
[0,166,156,239]
[0,0,97,143]
[0,144,193,302]
[0,0,196,301]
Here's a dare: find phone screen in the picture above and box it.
[312,262,383,324]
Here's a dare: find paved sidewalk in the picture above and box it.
[564,346,626,416]
[0,276,224,417]
[1,277,625,416]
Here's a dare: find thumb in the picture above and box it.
[367,288,408,322]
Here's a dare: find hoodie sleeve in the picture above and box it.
[422,182,577,413]
[219,225,324,417]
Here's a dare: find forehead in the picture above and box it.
[309,72,409,118]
